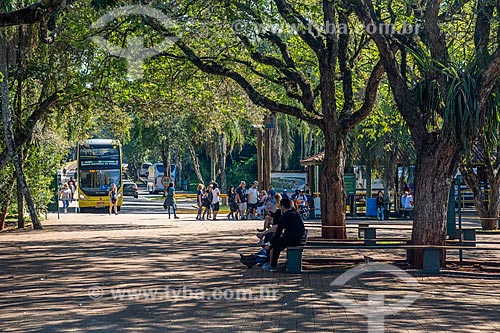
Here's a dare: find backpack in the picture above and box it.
[203,192,212,206]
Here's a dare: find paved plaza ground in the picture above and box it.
[1,212,500,332]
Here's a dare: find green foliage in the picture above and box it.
[22,132,67,209]
[409,46,480,153]
[355,85,414,179]
[442,71,479,153]
[225,155,258,188]
[483,93,500,153]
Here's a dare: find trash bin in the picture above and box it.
[366,198,377,217]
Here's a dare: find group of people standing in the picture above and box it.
[195,182,221,221]
[195,181,295,221]
[193,180,314,222]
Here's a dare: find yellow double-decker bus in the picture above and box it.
[77,139,123,212]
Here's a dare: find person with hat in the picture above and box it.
[296,190,309,209]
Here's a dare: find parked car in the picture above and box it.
[123,181,139,198]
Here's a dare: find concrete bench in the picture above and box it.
[285,230,308,273]
[399,208,414,218]
[300,243,500,273]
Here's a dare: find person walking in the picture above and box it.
[59,183,72,213]
[196,184,205,220]
[108,183,118,215]
[164,182,179,219]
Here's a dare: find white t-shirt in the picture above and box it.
[60,188,72,200]
[401,194,414,208]
[212,188,220,204]
[247,187,258,204]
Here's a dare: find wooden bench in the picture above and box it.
[285,226,500,273]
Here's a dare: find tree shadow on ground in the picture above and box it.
[1,228,500,332]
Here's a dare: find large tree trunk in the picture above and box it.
[208,142,217,182]
[484,169,500,229]
[460,165,488,213]
[270,118,282,171]
[161,142,170,189]
[0,32,41,229]
[188,145,205,185]
[321,130,347,239]
[366,159,372,198]
[461,161,500,230]
[0,195,10,231]
[0,174,16,231]
[483,189,500,230]
[16,170,25,228]
[219,134,227,193]
[408,142,459,267]
[383,138,397,214]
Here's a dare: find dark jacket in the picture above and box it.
[270,209,305,246]
[376,196,384,208]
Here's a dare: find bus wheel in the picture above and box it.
[79,207,87,213]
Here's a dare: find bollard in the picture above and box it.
[462,229,476,247]
[364,227,376,246]
[358,223,370,239]
[423,248,441,273]
[286,247,303,273]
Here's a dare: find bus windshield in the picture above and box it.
[79,169,121,191]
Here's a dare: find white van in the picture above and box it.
[147,163,165,194]
[137,162,152,179]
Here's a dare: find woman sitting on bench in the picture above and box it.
[257,202,281,234]
[240,202,282,269]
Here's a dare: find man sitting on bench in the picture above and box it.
[401,191,414,217]
[263,198,305,272]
